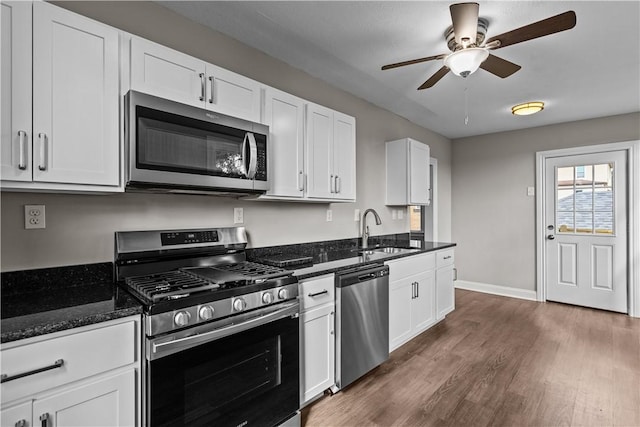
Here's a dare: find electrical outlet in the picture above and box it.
[233,207,244,224]
[391,210,397,220]
[354,209,360,221]
[527,186,535,196]
[25,205,46,229]
[398,209,404,220]
[326,209,333,222]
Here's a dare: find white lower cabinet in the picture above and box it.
[387,250,455,352]
[436,249,456,320]
[299,274,335,406]
[0,316,141,427]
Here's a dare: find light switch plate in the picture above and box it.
[392,210,397,220]
[233,207,244,224]
[326,209,333,222]
[527,186,535,196]
[354,209,360,221]
[398,209,404,220]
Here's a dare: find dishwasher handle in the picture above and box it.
[336,265,389,288]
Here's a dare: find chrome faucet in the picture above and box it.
[361,208,382,249]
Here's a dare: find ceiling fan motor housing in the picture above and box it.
[445,17,489,52]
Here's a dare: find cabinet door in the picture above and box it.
[408,139,430,205]
[389,279,413,352]
[206,64,262,122]
[32,2,119,186]
[1,400,32,427]
[411,270,436,332]
[436,265,455,320]
[332,112,356,201]
[130,37,206,108]
[305,103,333,199]
[1,1,32,182]
[300,304,335,405]
[263,87,305,198]
[32,370,135,427]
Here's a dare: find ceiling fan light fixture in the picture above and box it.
[444,48,489,78]
[511,101,545,115]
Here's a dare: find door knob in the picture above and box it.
[547,235,555,240]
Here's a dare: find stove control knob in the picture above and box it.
[174,311,191,327]
[277,288,289,300]
[233,298,246,312]
[262,292,274,305]
[198,305,215,321]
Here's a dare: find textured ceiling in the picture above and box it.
[160,1,640,139]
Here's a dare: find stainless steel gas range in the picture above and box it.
[114,227,300,427]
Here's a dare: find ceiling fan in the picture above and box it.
[381,2,576,90]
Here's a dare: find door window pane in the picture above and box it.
[556,163,614,235]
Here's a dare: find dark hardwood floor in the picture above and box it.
[301,289,640,427]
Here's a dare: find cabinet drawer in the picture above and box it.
[386,253,435,281]
[1,319,137,404]
[436,249,455,268]
[300,274,335,311]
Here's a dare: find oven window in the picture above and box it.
[148,314,299,427]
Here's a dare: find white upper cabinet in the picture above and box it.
[1,1,32,182]
[130,36,206,109]
[130,37,262,123]
[306,103,356,201]
[1,1,120,190]
[263,87,305,198]
[386,138,430,206]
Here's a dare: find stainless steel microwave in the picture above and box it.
[125,90,269,195]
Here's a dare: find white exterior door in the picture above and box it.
[545,151,627,313]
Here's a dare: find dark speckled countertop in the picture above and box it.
[1,263,142,343]
[1,233,454,344]
[247,233,456,280]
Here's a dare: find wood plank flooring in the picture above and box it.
[301,289,640,427]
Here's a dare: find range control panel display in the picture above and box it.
[161,230,219,246]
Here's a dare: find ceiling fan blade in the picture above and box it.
[382,54,446,71]
[486,10,576,49]
[480,54,521,78]
[450,2,479,45]
[418,66,450,90]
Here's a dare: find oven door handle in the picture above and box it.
[149,301,299,360]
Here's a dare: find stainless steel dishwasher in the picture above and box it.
[333,263,389,391]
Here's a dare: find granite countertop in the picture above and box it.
[1,234,454,344]
[247,234,456,280]
[1,263,143,344]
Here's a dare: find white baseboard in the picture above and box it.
[455,280,538,301]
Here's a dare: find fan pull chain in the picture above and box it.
[464,87,469,125]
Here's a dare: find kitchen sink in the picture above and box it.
[354,246,420,256]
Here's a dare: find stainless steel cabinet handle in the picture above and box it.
[330,174,334,193]
[298,170,304,191]
[15,420,26,427]
[335,175,340,193]
[330,311,334,335]
[547,235,555,240]
[208,76,214,104]
[416,282,419,298]
[304,174,308,192]
[17,130,27,170]
[40,413,49,427]
[444,256,452,260]
[38,133,47,171]
[199,73,205,101]
[308,290,329,298]
[411,282,416,299]
[1,359,64,383]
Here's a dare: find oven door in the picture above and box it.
[146,301,299,427]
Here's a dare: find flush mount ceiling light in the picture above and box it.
[511,101,545,116]
[443,47,489,78]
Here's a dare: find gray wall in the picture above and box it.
[1,1,452,272]
[452,112,640,292]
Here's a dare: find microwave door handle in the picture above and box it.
[243,132,258,179]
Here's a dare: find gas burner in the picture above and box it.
[126,271,219,303]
